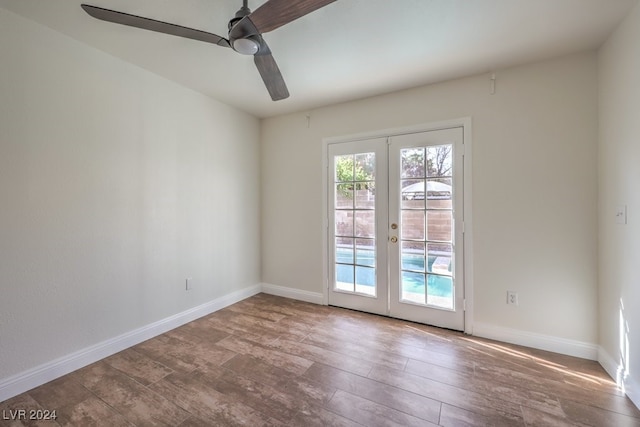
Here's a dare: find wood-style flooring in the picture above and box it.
[1,293,639,426]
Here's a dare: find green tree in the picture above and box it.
[335,155,373,197]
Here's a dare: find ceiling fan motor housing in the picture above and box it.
[228,3,260,55]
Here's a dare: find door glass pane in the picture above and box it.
[334,152,376,296]
[336,184,354,209]
[335,155,355,181]
[401,179,425,210]
[427,275,453,309]
[355,211,375,238]
[355,182,375,209]
[427,242,452,276]
[426,178,452,209]
[427,210,452,242]
[336,264,354,292]
[402,241,425,272]
[336,237,354,264]
[401,210,425,240]
[356,239,375,267]
[355,153,375,178]
[335,211,353,237]
[426,145,452,178]
[402,271,425,304]
[355,266,375,296]
[402,148,425,178]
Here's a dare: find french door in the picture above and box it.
[327,127,465,330]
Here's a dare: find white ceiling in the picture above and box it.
[1,0,637,118]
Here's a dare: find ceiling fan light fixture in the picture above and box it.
[233,37,260,55]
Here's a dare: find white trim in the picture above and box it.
[461,118,474,335]
[473,322,598,360]
[0,284,261,403]
[598,346,640,410]
[323,118,474,145]
[598,346,620,382]
[260,283,324,305]
[321,140,330,306]
[626,372,640,410]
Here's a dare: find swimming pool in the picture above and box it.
[335,248,453,300]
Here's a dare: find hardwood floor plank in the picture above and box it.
[224,311,313,341]
[52,396,134,427]
[27,376,92,412]
[324,308,457,350]
[69,361,190,426]
[301,332,409,371]
[26,377,128,427]
[0,393,62,427]
[326,389,439,427]
[558,399,640,426]
[223,354,338,408]
[221,354,297,390]
[521,405,589,427]
[266,337,374,377]
[290,403,365,427]
[149,369,282,426]
[205,315,285,346]
[132,334,207,374]
[473,358,640,418]
[461,337,605,384]
[305,316,433,351]
[215,335,313,375]
[224,301,288,323]
[304,362,442,423]
[439,403,525,427]
[176,415,220,427]
[404,358,566,418]
[103,348,174,387]
[205,369,305,422]
[171,319,230,344]
[368,365,526,422]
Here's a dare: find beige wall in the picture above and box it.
[261,52,598,345]
[597,0,640,406]
[0,8,260,380]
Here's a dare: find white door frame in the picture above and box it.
[321,118,474,335]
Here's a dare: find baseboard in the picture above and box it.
[598,346,620,382]
[627,373,640,410]
[473,322,598,360]
[260,283,324,305]
[598,346,640,410]
[0,284,261,403]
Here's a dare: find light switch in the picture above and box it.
[615,205,627,225]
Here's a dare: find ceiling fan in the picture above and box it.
[80,0,337,101]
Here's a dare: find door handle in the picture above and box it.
[390,236,398,243]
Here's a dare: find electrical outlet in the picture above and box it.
[507,291,518,305]
[185,277,192,291]
[615,205,627,225]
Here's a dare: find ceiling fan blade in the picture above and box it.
[253,40,289,101]
[81,4,230,47]
[249,0,337,34]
